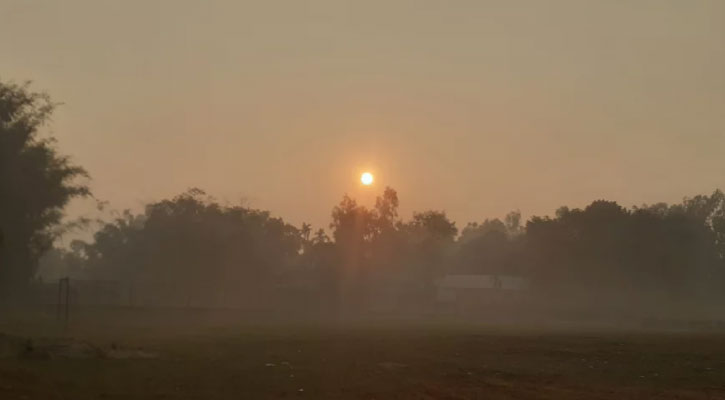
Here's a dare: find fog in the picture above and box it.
[2,0,725,231]
[3,2,725,398]
[31,186,725,329]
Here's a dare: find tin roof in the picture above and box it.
[437,274,528,290]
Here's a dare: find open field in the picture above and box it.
[0,309,724,399]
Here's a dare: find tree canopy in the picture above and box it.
[0,80,89,299]
[38,185,724,317]
[3,79,723,318]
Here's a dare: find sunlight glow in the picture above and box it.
[361,172,374,186]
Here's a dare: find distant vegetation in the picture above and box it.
[3,80,725,318]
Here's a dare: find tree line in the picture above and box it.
[3,80,725,316]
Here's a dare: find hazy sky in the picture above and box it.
[2,0,724,231]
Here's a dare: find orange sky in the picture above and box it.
[2,0,724,233]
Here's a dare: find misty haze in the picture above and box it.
[1,1,725,399]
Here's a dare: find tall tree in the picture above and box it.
[81,189,302,307]
[329,194,375,311]
[0,81,89,299]
[401,210,457,299]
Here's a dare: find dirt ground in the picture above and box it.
[0,308,724,399]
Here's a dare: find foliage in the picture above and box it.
[525,193,725,309]
[43,185,725,313]
[6,79,724,316]
[77,189,301,306]
[0,80,89,298]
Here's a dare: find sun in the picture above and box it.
[361,172,374,186]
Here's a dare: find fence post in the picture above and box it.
[65,278,70,323]
[57,277,70,328]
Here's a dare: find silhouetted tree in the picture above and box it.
[0,81,89,299]
[524,195,725,314]
[400,210,457,301]
[80,189,301,307]
[368,187,406,274]
[60,180,725,317]
[329,194,376,311]
[456,214,524,276]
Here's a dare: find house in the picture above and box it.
[435,274,528,309]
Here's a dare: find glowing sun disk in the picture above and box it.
[361,172,374,186]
